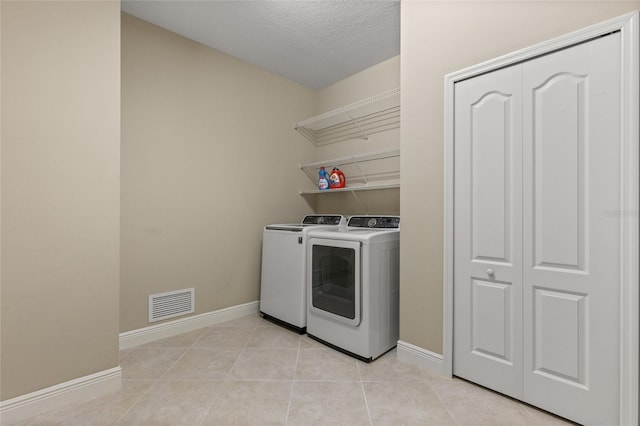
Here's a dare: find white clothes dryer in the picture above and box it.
[306,215,400,361]
[260,214,347,333]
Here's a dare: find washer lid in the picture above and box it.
[265,214,347,231]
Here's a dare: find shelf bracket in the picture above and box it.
[349,189,368,214]
[346,111,369,141]
[350,156,369,186]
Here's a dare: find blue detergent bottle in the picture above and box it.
[318,167,330,190]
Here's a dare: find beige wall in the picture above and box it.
[317,55,400,112]
[1,0,121,400]
[120,14,317,332]
[400,1,639,353]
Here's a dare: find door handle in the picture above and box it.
[486,268,495,277]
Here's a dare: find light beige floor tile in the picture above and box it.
[425,372,464,383]
[141,328,207,348]
[212,314,264,328]
[118,347,135,360]
[363,381,455,426]
[358,349,431,382]
[255,316,282,328]
[201,380,292,425]
[115,379,222,426]
[287,381,370,426]
[246,325,301,348]
[228,348,298,380]
[119,347,186,379]
[162,347,242,380]
[27,380,154,426]
[432,380,539,425]
[295,348,360,381]
[192,326,254,348]
[4,418,35,426]
[522,405,576,425]
[299,335,324,349]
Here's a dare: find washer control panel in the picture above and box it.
[347,216,400,229]
[302,215,345,225]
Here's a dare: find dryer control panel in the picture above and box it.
[348,216,400,229]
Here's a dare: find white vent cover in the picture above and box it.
[149,288,194,323]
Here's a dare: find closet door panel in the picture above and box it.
[470,279,513,362]
[531,73,587,270]
[471,91,514,264]
[453,64,523,398]
[522,32,621,426]
[532,288,587,384]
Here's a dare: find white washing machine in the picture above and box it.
[260,214,347,333]
[306,215,400,361]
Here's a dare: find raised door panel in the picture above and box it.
[522,32,621,426]
[532,74,587,271]
[471,92,513,264]
[533,288,587,387]
[453,64,523,398]
[471,279,513,364]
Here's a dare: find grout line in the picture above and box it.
[156,348,191,381]
[360,380,374,426]
[356,358,374,426]
[196,380,226,426]
[284,332,302,426]
[112,376,161,424]
[193,325,235,426]
[223,322,258,381]
[428,379,459,425]
[114,339,196,424]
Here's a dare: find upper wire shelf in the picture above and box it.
[294,88,400,146]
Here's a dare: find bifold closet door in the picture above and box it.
[453,64,524,398]
[521,32,621,425]
[454,32,622,425]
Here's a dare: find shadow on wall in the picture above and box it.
[307,188,400,216]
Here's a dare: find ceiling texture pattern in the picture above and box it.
[121,0,401,89]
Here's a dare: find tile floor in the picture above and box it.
[16,314,574,425]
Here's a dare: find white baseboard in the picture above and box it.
[119,300,260,350]
[0,366,121,425]
[396,340,451,378]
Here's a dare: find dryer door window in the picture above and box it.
[309,238,361,327]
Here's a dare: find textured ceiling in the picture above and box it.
[121,1,400,89]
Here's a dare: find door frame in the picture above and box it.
[442,11,639,424]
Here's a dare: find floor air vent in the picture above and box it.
[149,288,195,323]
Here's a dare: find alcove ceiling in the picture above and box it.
[121,1,401,90]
